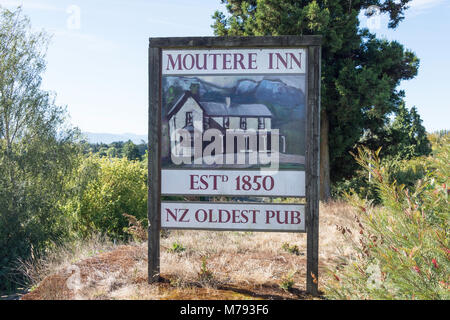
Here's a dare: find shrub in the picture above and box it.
[64,155,147,241]
[332,151,429,203]
[279,270,296,292]
[324,138,449,300]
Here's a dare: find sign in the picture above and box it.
[162,48,306,75]
[161,202,305,232]
[161,46,308,195]
[149,36,321,295]
[162,170,305,197]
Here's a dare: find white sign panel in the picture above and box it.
[162,169,305,197]
[162,48,307,75]
[161,202,305,232]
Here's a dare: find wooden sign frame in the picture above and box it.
[148,36,321,296]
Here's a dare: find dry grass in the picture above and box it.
[18,234,118,289]
[21,201,359,300]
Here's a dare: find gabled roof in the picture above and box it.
[167,91,199,119]
[167,91,273,119]
[201,102,272,117]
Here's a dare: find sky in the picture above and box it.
[0,0,448,135]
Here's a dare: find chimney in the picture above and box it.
[225,97,231,108]
[190,83,200,99]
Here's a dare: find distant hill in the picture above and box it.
[163,76,305,108]
[82,132,147,144]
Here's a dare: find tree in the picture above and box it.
[383,103,431,160]
[212,0,421,200]
[123,140,141,161]
[0,7,79,289]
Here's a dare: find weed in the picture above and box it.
[167,242,186,254]
[160,229,171,239]
[197,256,214,285]
[123,213,147,242]
[282,242,302,256]
[279,270,296,292]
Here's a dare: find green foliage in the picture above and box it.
[333,128,432,203]
[64,155,148,241]
[332,105,431,201]
[212,0,423,182]
[198,256,214,284]
[332,156,429,203]
[358,102,432,162]
[83,140,147,160]
[279,270,296,292]
[167,242,186,254]
[281,242,301,256]
[122,140,142,161]
[0,7,80,290]
[331,168,380,202]
[324,136,449,300]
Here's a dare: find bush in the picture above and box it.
[324,137,449,300]
[64,155,147,241]
[331,169,380,202]
[332,151,429,203]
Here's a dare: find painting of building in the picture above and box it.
[161,75,306,169]
[167,90,272,134]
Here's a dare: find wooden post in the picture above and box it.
[306,45,321,296]
[148,43,161,283]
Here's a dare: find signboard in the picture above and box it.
[162,170,305,197]
[161,202,305,232]
[161,47,307,198]
[162,48,306,75]
[149,36,321,295]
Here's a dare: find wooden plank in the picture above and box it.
[149,35,322,49]
[148,45,161,283]
[306,45,321,296]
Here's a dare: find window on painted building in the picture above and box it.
[244,136,250,151]
[258,117,265,129]
[223,116,230,129]
[240,117,247,130]
[185,112,193,126]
